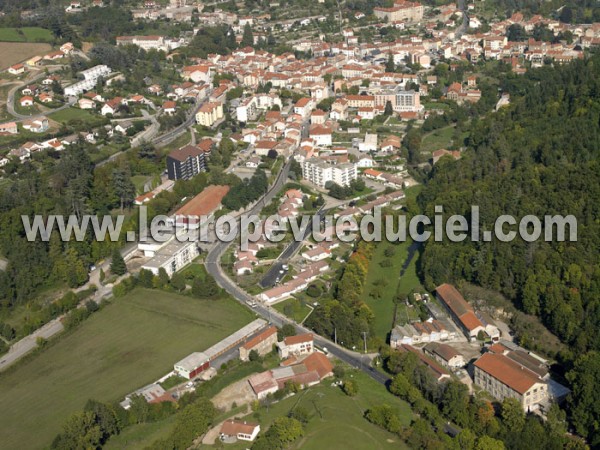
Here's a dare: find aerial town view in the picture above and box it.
[0,0,598,448]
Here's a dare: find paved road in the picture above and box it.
[205,160,392,388]
[153,90,213,147]
[259,206,326,288]
[4,66,74,121]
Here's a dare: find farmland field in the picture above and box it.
[0,288,255,449]
[0,27,53,43]
[0,42,52,70]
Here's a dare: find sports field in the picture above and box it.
[0,288,255,449]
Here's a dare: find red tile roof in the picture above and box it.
[284,333,313,346]
[242,326,277,350]
[474,352,542,395]
[174,185,230,217]
[220,419,259,436]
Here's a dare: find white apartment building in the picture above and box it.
[64,65,112,96]
[302,158,357,188]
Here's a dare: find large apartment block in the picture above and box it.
[166,141,212,180]
[302,158,357,188]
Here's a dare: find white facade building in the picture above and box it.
[302,158,357,188]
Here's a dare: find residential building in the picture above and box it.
[166,143,211,180]
[302,158,357,188]
[423,342,465,368]
[8,64,25,75]
[0,122,18,135]
[309,125,332,146]
[239,326,278,361]
[277,333,314,358]
[220,420,260,442]
[390,319,455,347]
[473,352,549,411]
[195,101,223,127]
[64,65,112,97]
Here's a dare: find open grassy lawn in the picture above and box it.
[222,369,412,450]
[0,288,255,449]
[420,125,455,153]
[51,107,103,126]
[0,27,53,42]
[104,416,177,450]
[363,241,407,340]
[363,240,423,341]
[274,298,313,323]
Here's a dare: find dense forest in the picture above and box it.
[489,0,600,23]
[418,52,600,445]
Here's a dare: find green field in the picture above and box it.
[51,107,101,124]
[0,27,54,43]
[274,298,313,323]
[0,288,255,449]
[363,240,422,340]
[420,125,455,153]
[225,369,412,450]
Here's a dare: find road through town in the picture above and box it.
[205,161,392,388]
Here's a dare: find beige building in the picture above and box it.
[374,1,424,23]
[239,326,278,361]
[423,342,465,369]
[195,102,223,127]
[473,352,548,411]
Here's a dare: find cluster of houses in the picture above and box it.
[388,283,569,412]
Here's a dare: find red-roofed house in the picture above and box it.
[277,333,314,358]
[239,326,278,361]
[220,420,260,442]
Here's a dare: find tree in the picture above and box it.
[500,397,525,432]
[241,23,254,47]
[138,268,154,288]
[83,399,121,442]
[333,365,345,379]
[169,397,216,449]
[110,248,127,276]
[475,435,505,450]
[112,168,135,211]
[248,349,260,362]
[153,268,169,289]
[342,379,358,396]
[385,53,395,72]
[278,323,296,340]
[384,100,393,116]
[506,24,526,42]
[288,406,310,424]
[52,411,102,450]
[170,272,186,292]
[567,351,600,442]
